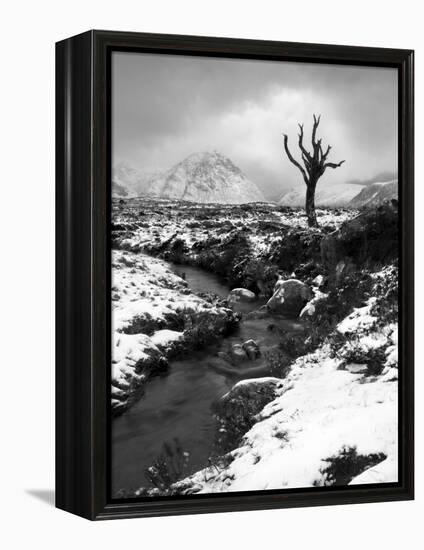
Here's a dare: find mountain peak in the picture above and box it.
[113,151,265,204]
[157,151,263,204]
[181,150,241,168]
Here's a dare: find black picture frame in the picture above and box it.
[56,30,414,521]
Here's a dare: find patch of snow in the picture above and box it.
[299,289,327,318]
[349,456,398,485]
[150,329,183,347]
[112,332,158,387]
[337,298,377,334]
[111,249,235,412]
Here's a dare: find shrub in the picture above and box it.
[195,231,252,286]
[315,446,387,486]
[181,308,239,351]
[144,438,190,492]
[269,227,323,274]
[163,237,189,264]
[234,257,279,296]
[338,339,387,376]
[278,326,328,360]
[332,203,398,267]
[264,348,292,378]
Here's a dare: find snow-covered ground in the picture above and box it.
[111,249,237,415]
[174,285,398,493]
[112,198,398,493]
[113,198,357,261]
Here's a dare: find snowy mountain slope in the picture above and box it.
[278,183,364,207]
[146,151,265,204]
[113,152,265,204]
[349,180,398,208]
[112,162,160,198]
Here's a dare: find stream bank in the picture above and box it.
[112,260,304,495]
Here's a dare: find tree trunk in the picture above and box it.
[305,182,318,228]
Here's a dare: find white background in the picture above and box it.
[0,0,421,548]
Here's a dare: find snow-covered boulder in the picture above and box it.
[227,288,256,303]
[299,290,328,319]
[267,279,313,317]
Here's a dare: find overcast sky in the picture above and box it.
[112,52,398,199]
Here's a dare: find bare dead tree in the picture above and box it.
[282,114,345,227]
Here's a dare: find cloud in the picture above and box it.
[112,52,398,199]
[347,171,398,186]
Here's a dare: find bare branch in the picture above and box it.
[321,144,332,161]
[324,160,346,170]
[282,134,308,184]
[312,114,321,146]
[298,123,312,162]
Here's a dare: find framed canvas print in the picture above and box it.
[56,30,414,520]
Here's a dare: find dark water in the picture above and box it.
[112,263,302,495]
[171,263,230,300]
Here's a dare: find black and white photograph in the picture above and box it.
[110,52,400,499]
[1,0,420,541]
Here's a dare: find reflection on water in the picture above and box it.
[112,263,301,494]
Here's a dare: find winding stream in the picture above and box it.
[112,262,303,494]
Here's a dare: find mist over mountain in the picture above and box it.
[112,162,160,198]
[349,179,398,208]
[347,171,397,187]
[114,151,397,210]
[278,175,398,208]
[278,183,365,207]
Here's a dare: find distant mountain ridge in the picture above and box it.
[114,155,397,209]
[112,163,159,198]
[113,151,265,204]
[278,183,364,208]
[348,179,398,208]
[279,178,398,208]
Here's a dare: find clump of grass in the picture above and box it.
[144,438,190,493]
[239,258,279,296]
[269,227,323,275]
[203,453,234,479]
[264,348,292,378]
[181,308,239,350]
[338,338,388,376]
[277,328,327,362]
[163,237,189,264]
[314,445,387,486]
